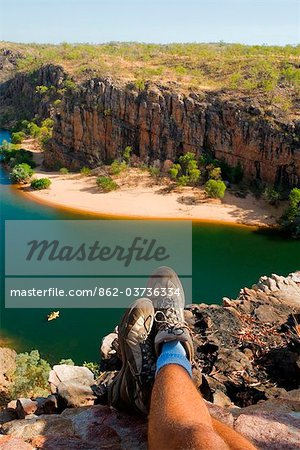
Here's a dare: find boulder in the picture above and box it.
[56,379,96,407]
[232,397,300,449]
[48,365,95,407]
[0,435,34,450]
[0,348,16,401]
[2,405,147,450]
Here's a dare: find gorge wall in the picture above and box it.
[49,78,300,187]
[1,63,300,187]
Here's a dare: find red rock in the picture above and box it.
[0,435,34,450]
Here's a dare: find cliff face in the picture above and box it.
[0,64,66,125]
[1,63,300,187]
[49,78,300,187]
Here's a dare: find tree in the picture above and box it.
[11,131,25,144]
[10,163,34,183]
[205,179,227,199]
[170,153,201,185]
[280,188,300,237]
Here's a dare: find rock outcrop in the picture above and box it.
[0,62,299,187]
[0,271,299,449]
[48,78,300,187]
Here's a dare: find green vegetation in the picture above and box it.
[263,186,280,206]
[8,350,51,399]
[2,41,298,113]
[30,178,51,190]
[205,179,227,199]
[280,188,300,237]
[96,176,119,192]
[123,146,132,164]
[199,153,244,184]
[59,167,69,174]
[0,145,36,168]
[83,361,101,378]
[148,166,160,179]
[109,160,127,175]
[11,131,25,144]
[11,118,54,148]
[59,358,75,365]
[10,163,34,183]
[80,166,91,176]
[169,152,201,186]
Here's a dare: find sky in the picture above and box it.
[0,0,299,45]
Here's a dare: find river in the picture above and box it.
[1,129,299,364]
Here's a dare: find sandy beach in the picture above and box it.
[17,165,283,228]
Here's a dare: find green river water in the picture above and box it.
[1,129,299,364]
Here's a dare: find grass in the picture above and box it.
[1,42,299,97]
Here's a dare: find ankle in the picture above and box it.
[156,341,192,377]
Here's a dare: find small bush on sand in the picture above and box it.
[80,166,91,176]
[10,163,34,183]
[31,178,52,190]
[96,176,119,192]
[59,167,69,175]
[205,179,227,199]
[148,166,160,179]
[109,160,127,175]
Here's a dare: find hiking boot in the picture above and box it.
[108,298,156,415]
[146,266,194,361]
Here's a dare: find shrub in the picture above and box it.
[27,122,41,138]
[205,179,227,199]
[59,167,69,175]
[135,79,145,91]
[11,131,25,144]
[109,160,127,175]
[8,350,51,399]
[209,167,222,180]
[63,79,77,91]
[83,361,101,378]
[96,176,119,192]
[280,188,300,237]
[177,175,189,186]
[123,146,132,164]
[35,85,49,95]
[170,153,201,185]
[59,358,75,365]
[169,163,181,180]
[148,166,160,179]
[10,163,34,183]
[1,147,36,168]
[263,186,280,206]
[31,178,52,190]
[80,166,91,176]
[53,99,62,107]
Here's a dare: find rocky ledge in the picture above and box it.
[0,271,299,449]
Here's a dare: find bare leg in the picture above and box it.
[148,365,256,450]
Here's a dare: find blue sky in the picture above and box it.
[1,0,299,45]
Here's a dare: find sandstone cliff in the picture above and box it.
[1,62,300,187]
[49,77,300,188]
